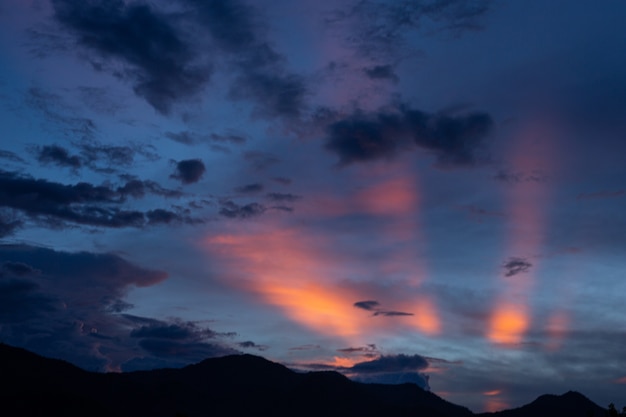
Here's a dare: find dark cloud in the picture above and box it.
[328,0,490,60]
[1,261,40,277]
[270,205,294,213]
[266,193,301,202]
[146,209,184,225]
[348,354,430,389]
[183,0,308,119]
[0,212,22,238]
[337,344,378,355]
[354,299,413,317]
[171,159,206,184]
[363,64,398,82]
[51,0,210,114]
[130,321,215,340]
[503,257,532,277]
[235,183,264,194]
[0,278,60,323]
[230,72,307,119]
[0,170,190,229]
[325,105,493,167]
[117,179,182,199]
[0,245,169,370]
[35,144,82,169]
[0,150,26,163]
[165,131,247,146]
[350,354,428,374]
[219,201,266,219]
[373,310,413,317]
[238,340,269,351]
[26,87,97,141]
[354,300,380,311]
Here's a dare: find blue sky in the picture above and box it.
[1,0,626,412]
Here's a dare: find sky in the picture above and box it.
[1,0,625,412]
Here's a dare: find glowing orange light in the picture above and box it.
[488,304,528,344]
[483,390,502,396]
[403,297,441,335]
[484,398,510,413]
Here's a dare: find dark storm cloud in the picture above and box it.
[171,159,206,184]
[503,257,532,277]
[51,0,210,114]
[266,193,301,202]
[0,150,25,163]
[0,170,190,229]
[0,245,170,370]
[235,183,264,194]
[219,201,266,219]
[325,106,493,167]
[35,144,82,169]
[363,64,398,82]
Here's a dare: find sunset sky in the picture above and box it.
[1,0,625,412]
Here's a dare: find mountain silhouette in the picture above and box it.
[0,343,606,417]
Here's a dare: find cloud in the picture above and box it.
[171,159,206,184]
[0,150,26,164]
[219,201,266,219]
[337,344,378,355]
[130,320,216,340]
[354,300,380,311]
[354,300,413,317]
[266,193,301,202]
[0,244,169,370]
[503,257,532,277]
[0,212,22,238]
[328,0,491,60]
[348,354,430,389]
[238,340,269,351]
[0,170,191,229]
[363,65,398,82]
[183,0,308,119]
[325,105,493,167]
[51,0,210,114]
[35,144,82,169]
[165,131,247,146]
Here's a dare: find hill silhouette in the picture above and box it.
[0,343,607,417]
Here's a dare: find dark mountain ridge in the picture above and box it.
[0,343,606,417]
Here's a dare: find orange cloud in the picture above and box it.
[488,303,528,345]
